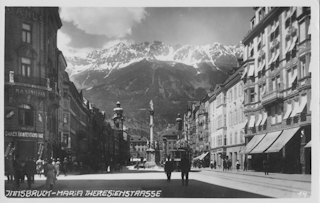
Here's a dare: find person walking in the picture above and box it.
[62,158,68,176]
[223,159,227,171]
[13,155,23,189]
[243,159,248,171]
[227,158,232,170]
[213,160,217,169]
[23,158,35,189]
[5,156,14,184]
[180,154,191,186]
[210,160,214,169]
[263,159,269,175]
[46,159,57,190]
[55,158,61,176]
[236,160,240,172]
[164,157,174,182]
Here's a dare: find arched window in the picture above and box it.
[18,104,34,126]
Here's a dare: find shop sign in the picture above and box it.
[5,7,43,22]
[6,111,14,119]
[14,87,46,97]
[5,131,44,139]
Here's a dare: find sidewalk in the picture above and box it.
[199,167,311,183]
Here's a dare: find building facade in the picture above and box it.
[4,7,62,161]
[241,7,311,174]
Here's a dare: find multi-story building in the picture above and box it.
[4,7,62,161]
[57,51,68,159]
[225,66,246,169]
[241,7,311,174]
[130,136,148,161]
[209,84,227,167]
[67,83,88,162]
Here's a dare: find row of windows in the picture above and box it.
[229,131,244,145]
[227,83,244,103]
[228,108,245,127]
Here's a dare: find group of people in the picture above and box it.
[5,156,37,190]
[5,155,72,190]
[164,154,191,186]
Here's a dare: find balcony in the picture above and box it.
[6,72,48,87]
[261,88,284,106]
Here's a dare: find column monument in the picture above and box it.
[146,100,156,168]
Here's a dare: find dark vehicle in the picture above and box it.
[170,149,190,172]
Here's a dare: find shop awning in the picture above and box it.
[309,57,312,73]
[260,112,268,126]
[255,113,262,126]
[283,103,292,119]
[247,64,255,77]
[244,134,266,154]
[308,25,311,36]
[242,118,248,129]
[258,60,266,72]
[250,131,282,154]
[248,115,255,128]
[296,96,308,114]
[265,127,300,153]
[290,100,299,118]
[199,152,209,160]
[241,67,248,79]
[285,39,292,53]
[304,140,311,148]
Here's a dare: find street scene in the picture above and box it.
[2,3,318,202]
[4,166,311,198]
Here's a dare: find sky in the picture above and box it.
[57,7,255,57]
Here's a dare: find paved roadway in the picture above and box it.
[3,166,312,199]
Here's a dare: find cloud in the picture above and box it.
[57,31,95,57]
[60,7,147,38]
[102,39,135,49]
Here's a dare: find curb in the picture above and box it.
[200,168,311,183]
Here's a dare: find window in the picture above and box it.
[234,86,237,100]
[249,88,255,103]
[229,133,233,145]
[239,83,243,96]
[63,113,68,124]
[63,88,68,98]
[240,131,244,143]
[234,131,238,144]
[300,57,306,79]
[271,78,276,91]
[22,23,31,43]
[230,90,233,102]
[299,20,306,42]
[276,104,283,123]
[21,57,31,77]
[276,76,281,90]
[271,106,276,125]
[18,104,34,126]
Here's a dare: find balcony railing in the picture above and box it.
[6,72,48,87]
[261,88,284,106]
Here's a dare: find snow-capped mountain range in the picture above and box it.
[65,41,243,133]
[66,41,243,89]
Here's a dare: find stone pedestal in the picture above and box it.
[145,148,156,168]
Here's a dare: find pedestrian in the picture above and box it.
[227,159,232,170]
[223,159,227,171]
[236,160,240,172]
[62,158,68,176]
[46,159,57,190]
[213,160,217,169]
[13,155,23,189]
[164,157,173,182]
[23,157,35,189]
[36,158,44,177]
[43,159,48,177]
[31,159,36,183]
[5,156,14,184]
[73,160,78,172]
[55,158,61,176]
[210,160,214,169]
[263,159,269,175]
[243,159,247,171]
[180,154,191,186]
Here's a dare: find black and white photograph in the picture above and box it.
[1,0,319,202]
